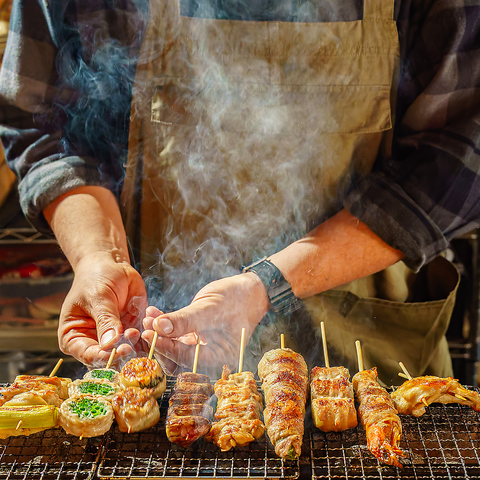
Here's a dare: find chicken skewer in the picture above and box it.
[352,341,406,468]
[166,336,214,447]
[258,337,308,460]
[206,328,265,451]
[310,322,357,432]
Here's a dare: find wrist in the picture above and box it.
[242,257,302,317]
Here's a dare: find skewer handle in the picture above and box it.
[148,332,158,360]
[238,328,246,374]
[280,334,285,349]
[192,335,200,374]
[355,340,364,372]
[106,348,116,369]
[320,322,330,368]
[398,362,413,380]
[49,359,63,377]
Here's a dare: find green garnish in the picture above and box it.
[69,398,108,419]
[77,382,114,397]
[90,369,115,381]
[286,445,298,460]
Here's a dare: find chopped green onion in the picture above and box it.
[77,381,115,397]
[69,398,108,419]
[90,370,115,381]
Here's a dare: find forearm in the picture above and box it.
[268,209,405,299]
[43,186,130,270]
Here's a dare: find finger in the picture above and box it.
[153,305,203,337]
[146,305,163,317]
[92,302,124,349]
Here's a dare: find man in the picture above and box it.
[1,0,479,384]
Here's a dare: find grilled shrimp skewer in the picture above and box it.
[391,375,480,417]
[352,342,405,468]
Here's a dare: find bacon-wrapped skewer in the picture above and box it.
[391,375,480,417]
[352,367,406,467]
[258,347,308,460]
[206,365,265,451]
[310,366,358,432]
[166,372,214,447]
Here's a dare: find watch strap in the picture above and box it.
[242,257,301,317]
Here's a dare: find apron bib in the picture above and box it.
[121,0,458,384]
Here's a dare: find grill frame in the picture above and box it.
[1,382,480,480]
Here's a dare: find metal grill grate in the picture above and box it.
[97,379,299,480]
[0,428,105,480]
[309,389,480,479]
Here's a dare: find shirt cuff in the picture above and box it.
[17,155,114,234]
[344,174,449,272]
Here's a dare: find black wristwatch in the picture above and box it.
[242,257,301,317]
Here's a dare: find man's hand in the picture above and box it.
[58,251,148,366]
[142,272,270,377]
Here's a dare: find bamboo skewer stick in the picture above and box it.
[320,322,330,368]
[106,348,116,369]
[399,362,429,408]
[355,340,364,372]
[280,334,285,349]
[148,332,158,360]
[15,420,22,430]
[238,328,246,374]
[192,335,200,374]
[49,359,63,377]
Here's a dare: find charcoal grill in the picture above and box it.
[1,381,480,480]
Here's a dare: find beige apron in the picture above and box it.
[121,0,459,385]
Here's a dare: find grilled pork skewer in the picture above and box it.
[258,347,308,460]
[391,375,480,417]
[166,372,214,447]
[310,366,358,432]
[353,367,406,467]
[206,365,265,451]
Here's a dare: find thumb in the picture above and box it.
[94,305,124,348]
[154,305,202,338]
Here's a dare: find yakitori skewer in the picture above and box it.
[280,333,285,349]
[355,340,363,372]
[399,362,428,407]
[148,333,157,360]
[192,335,200,374]
[310,323,357,433]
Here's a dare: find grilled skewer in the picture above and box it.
[391,375,480,417]
[258,347,308,460]
[206,365,265,451]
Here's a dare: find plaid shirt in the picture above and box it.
[1,0,479,271]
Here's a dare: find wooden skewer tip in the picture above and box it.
[15,420,23,430]
[320,321,330,369]
[49,358,63,377]
[238,328,246,374]
[192,334,200,374]
[280,334,285,349]
[398,361,413,380]
[148,332,158,360]
[355,340,364,372]
[106,347,116,369]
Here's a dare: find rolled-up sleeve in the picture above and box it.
[345,2,480,271]
[0,0,144,233]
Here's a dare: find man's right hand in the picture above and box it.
[57,251,148,366]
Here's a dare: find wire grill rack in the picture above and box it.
[2,382,480,480]
[97,379,299,479]
[309,395,480,479]
[0,428,105,480]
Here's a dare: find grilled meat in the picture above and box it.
[310,366,357,432]
[206,365,265,451]
[166,372,214,447]
[258,348,308,460]
[112,386,160,433]
[391,375,480,417]
[120,357,166,398]
[353,368,406,468]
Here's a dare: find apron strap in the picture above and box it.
[364,0,395,20]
